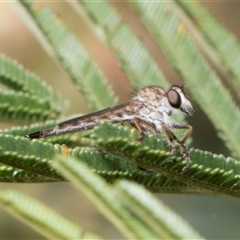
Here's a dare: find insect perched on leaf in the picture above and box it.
[26,85,193,172]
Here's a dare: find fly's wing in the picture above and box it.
[26,102,137,139]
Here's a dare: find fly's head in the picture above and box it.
[167,85,193,116]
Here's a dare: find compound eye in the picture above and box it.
[167,89,181,108]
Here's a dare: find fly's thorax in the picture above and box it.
[132,86,174,121]
[132,86,166,105]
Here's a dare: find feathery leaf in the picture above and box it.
[117,180,204,239]
[78,1,169,89]
[0,132,200,193]
[0,164,57,183]
[0,90,56,122]
[0,54,67,116]
[52,154,164,239]
[177,0,240,90]
[0,134,63,180]
[130,1,240,159]
[15,1,118,111]
[93,122,240,197]
[0,190,99,239]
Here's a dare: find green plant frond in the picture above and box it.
[52,154,165,239]
[130,1,240,159]
[0,164,58,183]
[0,119,60,136]
[71,147,136,172]
[0,134,64,180]
[15,1,118,111]
[71,146,205,194]
[0,131,201,192]
[0,90,57,122]
[78,1,169,89]
[117,180,204,239]
[97,170,206,194]
[1,119,228,194]
[0,190,99,239]
[69,145,199,193]
[177,0,240,90]
[64,144,197,193]
[0,54,67,115]
[93,122,240,197]
[0,116,95,147]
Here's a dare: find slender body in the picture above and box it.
[26,85,193,171]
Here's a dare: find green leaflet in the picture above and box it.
[93,122,240,197]
[0,119,61,137]
[0,90,55,122]
[2,121,240,196]
[79,0,169,89]
[0,133,191,193]
[17,1,118,111]
[177,0,240,90]
[0,190,99,239]
[0,116,95,148]
[52,155,161,239]
[52,155,203,239]
[0,164,57,183]
[0,54,67,116]
[130,1,240,159]
[117,180,204,239]
[0,134,63,180]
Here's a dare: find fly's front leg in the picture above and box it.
[173,123,192,145]
[162,123,192,172]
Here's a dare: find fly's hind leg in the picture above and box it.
[132,118,144,141]
[131,118,156,141]
[162,123,192,172]
[131,118,156,173]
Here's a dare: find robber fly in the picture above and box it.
[26,85,193,171]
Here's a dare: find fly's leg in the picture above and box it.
[162,123,192,172]
[132,118,144,141]
[131,118,157,173]
[162,124,178,163]
[132,119,192,172]
[173,123,192,145]
[172,123,192,172]
[131,118,156,141]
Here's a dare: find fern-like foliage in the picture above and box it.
[0,189,99,239]
[0,55,67,121]
[0,0,240,239]
[177,0,240,90]
[78,1,169,89]
[0,131,195,194]
[17,1,118,111]
[93,122,240,196]
[130,1,240,159]
[50,154,203,239]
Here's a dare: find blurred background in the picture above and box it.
[0,1,240,239]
